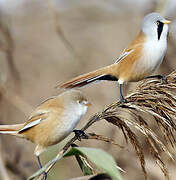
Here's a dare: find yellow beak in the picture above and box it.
[85,102,91,107]
[164,20,171,24]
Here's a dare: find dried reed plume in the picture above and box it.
[91,71,176,180]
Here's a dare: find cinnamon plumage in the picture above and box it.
[58,13,170,102]
[0,90,90,179]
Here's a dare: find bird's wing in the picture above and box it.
[19,111,49,133]
[19,96,64,133]
[114,31,146,64]
[114,49,134,63]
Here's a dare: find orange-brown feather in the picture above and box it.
[0,95,66,151]
[115,31,146,82]
[58,64,118,89]
[58,31,146,88]
[20,97,64,147]
[0,124,24,131]
[0,90,88,156]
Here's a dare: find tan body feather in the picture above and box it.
[0,97,65,155]
[0,90,89,156]
[58,32,146,89]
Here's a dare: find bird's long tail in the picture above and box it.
[57,65,118,89]
[0,124,24,137]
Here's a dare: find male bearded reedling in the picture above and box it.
[57,13,171,102]
[0,90,91,179]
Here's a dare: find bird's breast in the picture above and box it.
[49,105,87,144]
[122,39,167,82]
[142,38,167,72]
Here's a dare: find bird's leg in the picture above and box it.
[73,130,88,141]
[119,84,126,103]
[37,156,47,180]
[145,75,168,83]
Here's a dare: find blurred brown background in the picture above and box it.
[0,0,176,179]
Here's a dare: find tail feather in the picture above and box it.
[57,66,118,89]
[58,71,104,89]
[0,124,24,136]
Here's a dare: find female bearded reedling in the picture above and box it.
[0,90,91,180]
[58,12,171,102]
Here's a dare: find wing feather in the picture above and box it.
[19,119,42,132]
[19,112,49,133]
[114,49,134,64]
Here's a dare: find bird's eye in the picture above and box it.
[77,100,81,104]
[77,100,90,106]
[156,21,160,26]
[77,100,85,104]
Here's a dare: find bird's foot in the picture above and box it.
[158,75,168,84]
[73,130,88,141]
[120,95,127,104]
[145,75,168,84]
[42,171,47,180]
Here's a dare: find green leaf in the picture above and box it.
[28,147,123,180]
[74,153,93,175]
[64,147,93,175]
[64,147,122,180]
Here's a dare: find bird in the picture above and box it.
[0,90,91,179]
[57,13,171,102]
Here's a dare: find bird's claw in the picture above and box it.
[160,75,168,84]
[42,172,47,180]
[73,130,88,141]
[145,75,168,84]
[120,95,127,104]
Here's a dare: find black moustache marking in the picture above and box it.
[157,21,164,40]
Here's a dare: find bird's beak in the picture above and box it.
[164,20,171,24]
[85,101,91,107]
